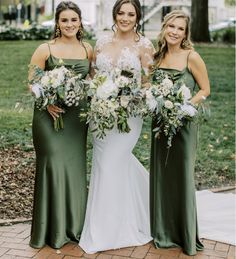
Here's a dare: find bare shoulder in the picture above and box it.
[33,42,50,58]
[82,41,93,52]
[82,41,93,60]
[188,50,203,63]
[188,50,207,73]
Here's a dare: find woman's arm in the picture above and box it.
[83,41,95,78]
[188,51,210,104]
[29,43,63,120]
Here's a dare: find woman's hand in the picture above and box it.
[47,105,64,120]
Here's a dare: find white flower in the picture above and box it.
[120,95,130,108]
[164,100,174,109]
[115,76,130,87]
[31,83,44,98]
[178,84,192,101]
[161,76,173,89]
[41,75,50,87]
[96,79,118,99]
[146,88,158,111]
[161,87,171,97]
[180,104,198,117]
[147,98,158,111]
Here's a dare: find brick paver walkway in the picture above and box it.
[0,223,235,259]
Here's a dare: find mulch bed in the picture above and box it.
[0,145,235,222]
[0,146,35,220]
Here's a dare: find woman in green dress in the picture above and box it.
[150,10,210,255]
[29,1,93,249]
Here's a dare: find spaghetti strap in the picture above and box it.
[186,50,192,67]
[47,43,52,55]
[81,42,88,59]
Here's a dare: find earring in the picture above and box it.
[78,27,83,37]
[55,25,61,37]
[182,39,188,47]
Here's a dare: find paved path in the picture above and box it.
[0,223,235,259]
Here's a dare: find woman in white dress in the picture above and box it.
[79,0,155,254]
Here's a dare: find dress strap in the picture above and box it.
[47,43,52,56]
[186,50,192,67]
[81,42,88,59]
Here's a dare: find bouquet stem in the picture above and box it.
[54,114,64,131]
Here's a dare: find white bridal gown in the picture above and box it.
[79,35,155,254]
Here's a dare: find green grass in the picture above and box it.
[0,41,235,188]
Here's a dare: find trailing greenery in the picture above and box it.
[0,41,235,188]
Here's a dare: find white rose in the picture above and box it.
[145,88,153,99]
[147,98,158,111]
[97,79,118,99]
[180,104,198,117]
[41,75,50,87]
[178,84,192,101]
[31,83,44,98]
[116,76,130,87]
[161,77,173,89]
[164,100,174,109]
[161,87,170,97]
[120,95,130,108]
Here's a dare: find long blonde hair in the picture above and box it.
[154,10,194,67]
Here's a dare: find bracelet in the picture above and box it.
[201,95,207,101]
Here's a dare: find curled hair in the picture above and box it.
[112,0,142,40]
[52,1,84,41]
[154,10,194,67]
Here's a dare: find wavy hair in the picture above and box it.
[112,0,142,40]
[52,1,84,41]
[154,10,194,67]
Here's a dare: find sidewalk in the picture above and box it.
[0,222,235,259]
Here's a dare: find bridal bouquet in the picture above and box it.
[146,70,198,147]
[29,65,86,131]
[86,67,146,139]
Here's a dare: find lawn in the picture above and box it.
[0,40,235,189]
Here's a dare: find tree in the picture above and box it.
[191,0,211,42]
[225,0,236,6]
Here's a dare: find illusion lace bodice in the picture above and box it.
[95,34,155,84]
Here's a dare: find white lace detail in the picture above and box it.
[95,35,113,54]
[95,35,154,83]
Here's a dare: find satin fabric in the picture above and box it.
[30,54,89,249]
[150,67,204,256]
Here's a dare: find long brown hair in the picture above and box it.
[112,0,142,38]
[154,10,194,67]
[52,1,84,41]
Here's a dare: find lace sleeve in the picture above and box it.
[139,37,155,76]
[93,35,113,69]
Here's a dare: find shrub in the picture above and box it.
[0,25,95,40]
[211,27,235,44]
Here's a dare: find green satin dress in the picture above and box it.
[150,67,204,256]
[30,49,89,249]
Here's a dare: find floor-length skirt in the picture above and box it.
[30,105,88,249]
[150,121,204,256]
[79,117,152,254]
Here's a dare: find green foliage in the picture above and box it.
[225,0,236,6]
[211,27,235,44]
[0,41,235,188]
[0,25,95,40]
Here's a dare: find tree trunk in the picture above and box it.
[191,0,211,42]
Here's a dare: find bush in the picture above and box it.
[0,25,95,40]
[211,27,235,44]
[0,27,22,40]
